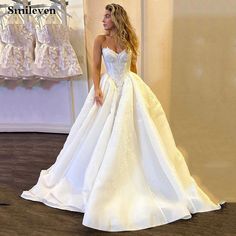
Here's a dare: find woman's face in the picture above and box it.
[102,10,115,31]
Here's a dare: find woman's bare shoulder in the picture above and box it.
[94,34,106,44]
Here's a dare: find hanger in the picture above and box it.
[49,0,69,6]
[50,3,72,18]
[11,0,24,5]
[11,0,31,5]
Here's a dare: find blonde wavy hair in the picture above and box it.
[105,3,139,57]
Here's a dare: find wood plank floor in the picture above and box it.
[0,132,235,236]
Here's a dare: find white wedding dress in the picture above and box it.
[21,47,225,232]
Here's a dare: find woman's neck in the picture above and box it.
[107,29,116,37]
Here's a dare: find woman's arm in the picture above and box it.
[130,53,137,73]
[92,35,103,89]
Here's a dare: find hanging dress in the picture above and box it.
[0,14,35,80]
[32,14,82,80]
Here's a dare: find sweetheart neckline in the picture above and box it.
[102,47,127,55]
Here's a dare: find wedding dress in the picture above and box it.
[21,47,225,232]
[32,14,82,80]
[0,14,35,79]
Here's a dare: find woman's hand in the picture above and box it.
[94,87,103,106]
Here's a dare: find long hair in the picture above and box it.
[105,3,139,57]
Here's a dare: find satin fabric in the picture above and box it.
[21,47,225,232]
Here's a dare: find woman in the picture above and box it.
[21,3,225,232]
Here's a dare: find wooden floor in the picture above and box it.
[0,132,235,236]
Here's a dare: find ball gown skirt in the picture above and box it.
[21,47,225,232]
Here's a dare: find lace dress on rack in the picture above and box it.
[0,14,35,80]
[33,14,82,80]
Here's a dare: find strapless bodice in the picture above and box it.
[102,47,131,88]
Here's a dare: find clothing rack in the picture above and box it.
[0,0,82,128]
